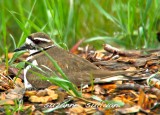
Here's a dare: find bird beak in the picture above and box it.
[14,44,28,52]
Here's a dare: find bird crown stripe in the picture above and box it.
[34,37,51,42]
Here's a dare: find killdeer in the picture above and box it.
[14,32,137,89]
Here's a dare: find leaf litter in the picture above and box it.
[1,43,160,114]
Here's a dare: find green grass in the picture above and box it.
[0,0,160,95]
[90,0,160,49]
[1,0,160,56]
[1,0,160,96]
[1,0,160,113]
[4,100,24,115]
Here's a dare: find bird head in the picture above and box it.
[14,32,54,54]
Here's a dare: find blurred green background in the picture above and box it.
[1,0,160,56]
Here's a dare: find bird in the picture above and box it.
[14,32,137,89]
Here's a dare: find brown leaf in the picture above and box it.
[36,90,47,97]
[13,77,24,88]
[116,105,140,114]
[33,110,44,115]
[56,91,66,103]
[25,91,37,97]
[82,93,92,98]
[94,85,105,95]
[46,89,58,100]
[0,93,6,100]
[82,86,94,93]
[29,96,53,103]
[28,89,58,103]
[113,94,135,105]
[6,86,25,100]
[0,99,15,105]
[101,84,117,90]
[70,39,84,54]
[125,67,137,71]
[84,108,97,114]
[47,85,59,90]
[0,69,13,90]
[138,89,153,109]
[23,105,35,113]
[0,63,6,75]
[8,52,14,59]
[68,105,85,114]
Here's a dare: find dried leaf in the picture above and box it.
[101,84,117,90]
[0,99,15,105]
[47,85,59,90]
[29,96,53,103]
[68,105,85,114]
[94,85,105,94]
[116,105,140,114]
[6,86,25,100]
[0,93,6,100]
[46,89,58,100]
[13,77,24,88]
[25,91,37,97]
[33,110,44,115]
[29,89,58,103]
[36,90,47,97]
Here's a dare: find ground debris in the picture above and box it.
[1,44,160,114]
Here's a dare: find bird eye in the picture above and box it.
[33,39,41,44]
[27,36,41,44]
